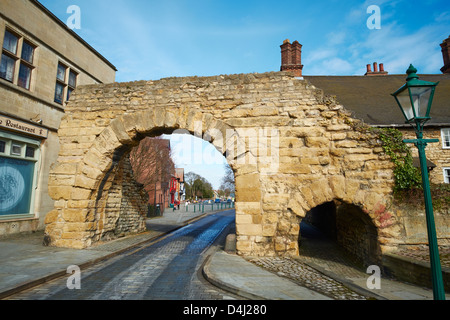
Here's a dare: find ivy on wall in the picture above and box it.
[374,128,450,211]
[375,128,422,193]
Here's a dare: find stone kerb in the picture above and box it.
[45,71,399,256]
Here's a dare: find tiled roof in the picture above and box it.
[304,74,450,126]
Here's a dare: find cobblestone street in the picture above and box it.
[249,257,369,300]
[249,222,374,300]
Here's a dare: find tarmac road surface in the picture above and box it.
[7,210,238,300]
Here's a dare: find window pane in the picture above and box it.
[0,157,35,216]
[18,63,32,89]
[54,82,65,104]
[67,87,74,101]
[68,70,77,88]
[445,169,450,183]
[2,30,18,54]
[21,41,34,64]
[11,144,21,156]
[443,130,450,148]
[56,64,66,82]
[0,53,15,82]
[0,141,5,153]
[25,146,35,158]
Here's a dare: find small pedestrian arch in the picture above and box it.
[45,72,403,256]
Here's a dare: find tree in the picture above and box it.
[220,163,235,193]
[184,171,214,200]
[185,172,201,199]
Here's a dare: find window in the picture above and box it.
[21,41,34,64]
[0,29,36,90]
[56,63,66,82]
[18,63,32,89]
[0,131,40,218]
[25,146,35,158]
[11,143,22,156]
[54,62,78,104]
[2,30,18,54]
[444,168,450,184]
[442,129,450,149]
[0,53,15,82]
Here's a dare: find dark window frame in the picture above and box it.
[55,62,78,104]
[0,29,36,90]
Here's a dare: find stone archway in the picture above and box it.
[299,200,382,266]
[45,72,403,256]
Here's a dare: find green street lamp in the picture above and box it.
[392,64,445,300]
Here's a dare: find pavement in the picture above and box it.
[0,206,449,300]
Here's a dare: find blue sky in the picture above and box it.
[39,0,450,188]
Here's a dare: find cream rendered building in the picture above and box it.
[0,0,116,236]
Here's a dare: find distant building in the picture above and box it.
[281,37,450,184]
[175,168,185,202]
[0,0,116,236]
[169,168,185,207]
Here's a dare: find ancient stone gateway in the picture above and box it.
[45,72,402,260]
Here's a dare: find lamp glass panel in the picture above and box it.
[396,89,414,121]
[410,86,432,118]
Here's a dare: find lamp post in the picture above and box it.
[391,64,445,300]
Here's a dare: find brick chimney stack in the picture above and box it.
[280,39,304,77]
[440,35,450,74]
[365,62,388,76]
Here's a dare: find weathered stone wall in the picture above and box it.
[102,156,148,242]
[335,202,380,265]
[45,72,410,255]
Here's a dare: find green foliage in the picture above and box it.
[376,128,422,192]
[393,184,450,212]
[185,172,214,199]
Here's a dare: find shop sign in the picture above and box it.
[0,115,48,139]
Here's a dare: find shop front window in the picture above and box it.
[0,132,40,218]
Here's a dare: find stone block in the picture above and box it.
[109,118,134,144]
[235,214,253,224]
[62,209,89,223]
[262,224,277,236]
[44,210,60,224]
[48,186,73,200]
[71,188,93,200]
[329,175,345,200]
[237,223,263,236]
[305,137,329,148]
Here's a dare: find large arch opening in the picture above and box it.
[94,125,238,244]
[44,108,250,249]
[299,200,381,268]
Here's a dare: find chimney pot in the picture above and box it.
[441,35,450,73]
[280,39,303,77]
[365,62,388,76]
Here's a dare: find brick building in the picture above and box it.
[0,0,116,236]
